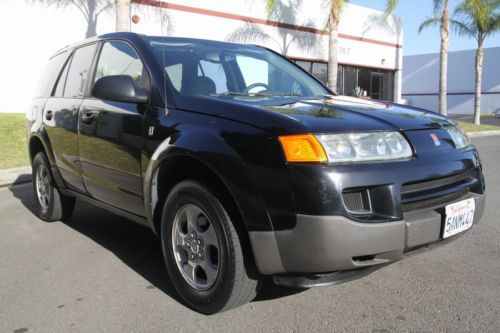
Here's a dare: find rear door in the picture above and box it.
[78,40,149,216]
[43,43,97,193]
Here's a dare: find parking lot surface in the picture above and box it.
[1,136,499,333]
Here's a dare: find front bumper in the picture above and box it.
[250,193,485,277]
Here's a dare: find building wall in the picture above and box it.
[402,47,500,114]
[0,0,403,113]
[130,0,403,101]
[0,0,115,113]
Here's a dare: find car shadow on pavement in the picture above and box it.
[9,181,305,310]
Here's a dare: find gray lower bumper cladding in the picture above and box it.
[250,194,485,283]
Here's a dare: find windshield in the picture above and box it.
[146,37,330,98]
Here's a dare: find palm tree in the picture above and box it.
[228,0,319,56]
[115,0,130,32]
[32,0,113,38]
[450,0,500,124]
[418,0,451,116]
[267,1,404,93]
[266,0,346,92]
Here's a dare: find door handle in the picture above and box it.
[45,110,53,121]
[81,110,99,125]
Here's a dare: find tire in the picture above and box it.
[32,152,75,222]
[161,180,260,314]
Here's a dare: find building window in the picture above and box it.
[295,60,311,72]
[344,66,394,101]
[312,62,328,85]
[292,59,394,101]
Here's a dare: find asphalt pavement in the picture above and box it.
[1,137,499,333]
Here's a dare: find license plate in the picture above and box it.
[443,198,475,239]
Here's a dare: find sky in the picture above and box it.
[350,0,500,55]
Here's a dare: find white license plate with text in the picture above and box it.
[443,198,475,239]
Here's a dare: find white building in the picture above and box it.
[0,0,403,113]
[130,0,403,101]
[403,47,500,115]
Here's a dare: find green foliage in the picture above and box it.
[451,0,500,42]
[0,113,29,169]
[457,120,500,132]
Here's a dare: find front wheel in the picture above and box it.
[161,180,260,314]
[32,152,75,221]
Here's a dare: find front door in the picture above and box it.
[79,41,150,216]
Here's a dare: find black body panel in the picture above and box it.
[43,98,86,193]
[27,32,486,239]
[78,99,146,216]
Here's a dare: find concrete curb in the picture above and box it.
[0,166,31,188]
[468,130,500,138]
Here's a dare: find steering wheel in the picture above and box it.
[243,82,269,93]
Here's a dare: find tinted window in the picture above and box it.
[94,41,148,91]
[34,51,70,97]
[148,38,329,98]
[236,55,268,90]
[166,63,182,91]
[198,60,227,93]
[64,44,97,98]
[54,53,72,97]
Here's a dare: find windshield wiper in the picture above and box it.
[218,91,303,97]
[218,91,265,97]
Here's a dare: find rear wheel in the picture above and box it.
[161,180,260,314]
[32,152,75,221]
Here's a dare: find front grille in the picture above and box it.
[402,188,469,212]
[402,172,469,194]
[400,170,479,213]
[342,189,371,214]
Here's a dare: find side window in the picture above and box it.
[236,55,269,89]
[165,63,182,92]
[54,53,72,97]
[64,44,97,98]
[94,41,148,92]
[198,60,227,93]
[237,54,304,95]
[34,51,70,97]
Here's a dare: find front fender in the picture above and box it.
[143,130,274,233]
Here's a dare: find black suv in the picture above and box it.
[28,33,485,314]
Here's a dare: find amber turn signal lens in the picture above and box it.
[279,134,328,163]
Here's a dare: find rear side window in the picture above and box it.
[34,51,70,98]
[64,44,97,98]
[93,41,149,91]
[53,53,72,97]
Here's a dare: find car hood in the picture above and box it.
[177,95,455,135]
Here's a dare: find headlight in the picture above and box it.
[446,126,470,149]
[316,131,413,163]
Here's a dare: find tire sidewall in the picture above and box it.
[161,181,236,313]
[32,153,56,221]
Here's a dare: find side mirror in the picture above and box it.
[91,75,148,104]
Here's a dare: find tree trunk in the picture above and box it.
[439,3,449,116]
[116,0,130,32]
[86,0,97,38]
[86,18,97,38]
[327,4,340,93]
[474,40,483,125]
